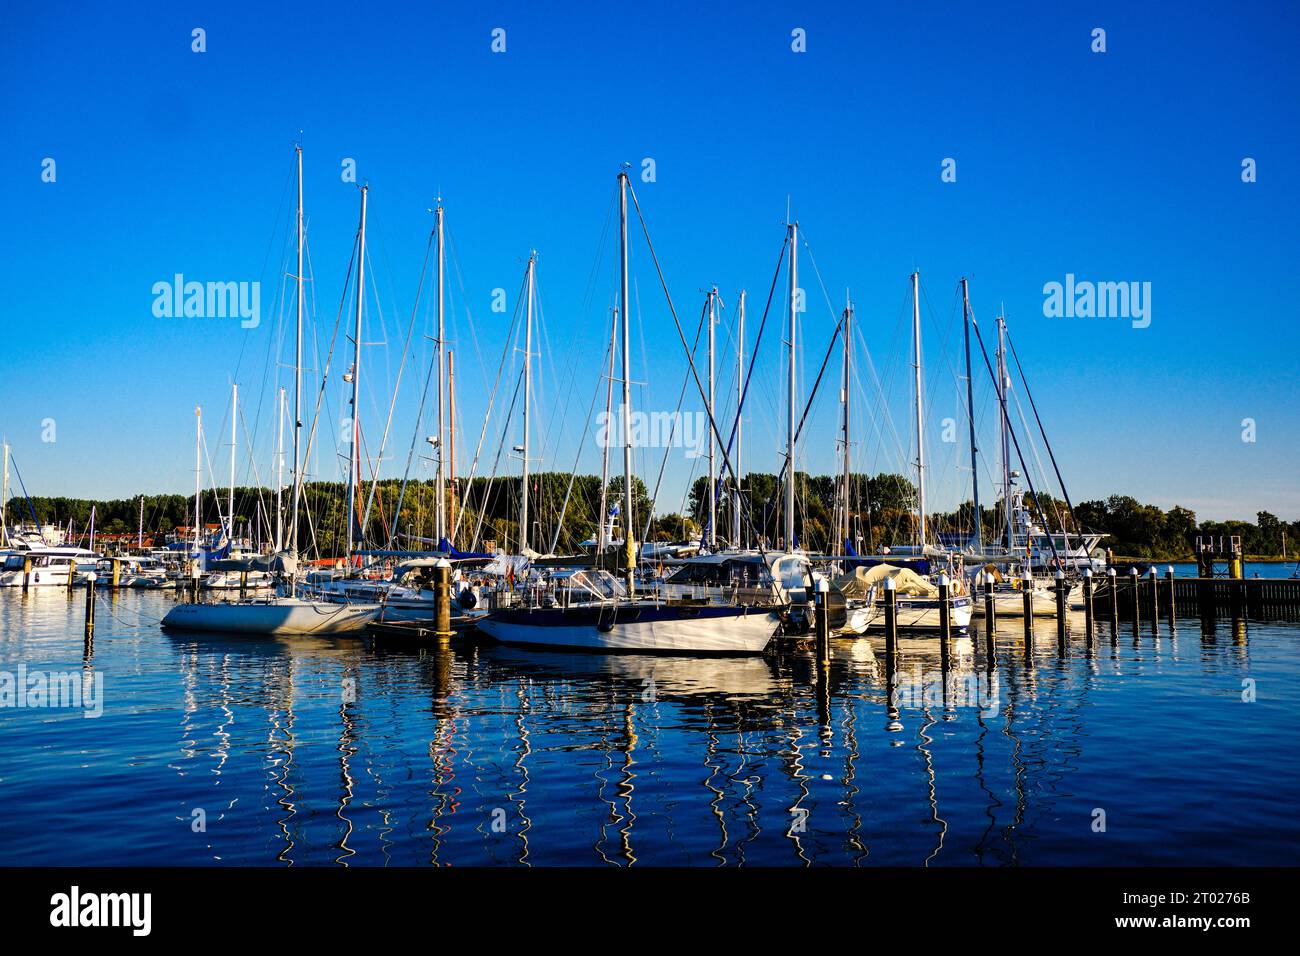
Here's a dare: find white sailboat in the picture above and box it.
[475,171,782,655]
[162,148,379,636]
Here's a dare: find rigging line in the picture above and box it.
[294,219,359,556]
[470,366,525,553]
[702,233,791,545]
[755,306,846,523]
[641,298,709,546]
[626,181,764,552]
[1005,327,1080,527]
[549,324,618,554]
[361,226,436,534]
[451,265,528,544]
[968,317,1064,569]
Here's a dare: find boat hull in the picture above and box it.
[160,598,380,635]
[476,603,780,654]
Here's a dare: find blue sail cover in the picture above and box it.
[437,537,494,560]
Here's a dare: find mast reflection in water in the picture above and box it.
[0,590,1296,866]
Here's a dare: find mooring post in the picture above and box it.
[240,570,248,598]
[84,572,97,639]
[815,576,831,668]
[111,557,121,591]
[434,557,453,643]
[938,572,951,670]
[1129,567,1140,628]
[22,555,32,593]
[1147,566,1159,630]
[883,575,897,659]
[1082,568,1094,642]
[1165,565,1177,622]
[984,575,996,631]
[1054,567,1067,648]
[1022,570,1035,661]
[938,572,952,641]
[1108,567,1119,634]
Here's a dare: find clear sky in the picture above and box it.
[3,1,1298,522]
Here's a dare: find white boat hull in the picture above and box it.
[160,598,380,635]
[476,604,780,654]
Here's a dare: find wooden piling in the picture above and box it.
[84,573,97,639]
[1108,567,1119,634]
[434,558,453,642]
[1129,567,1140,629]
[1147,566,1159,630]
[1054,568,1067,648]
[1082,568,1094,643]
[815,577,830,668]
[883,576,897,658]
[1022,570,1034,662]
[1165,565,1177,622]
[22,556,32,593]
[983,576,996,630]
[938,572,951,670]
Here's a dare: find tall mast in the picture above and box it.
[138,495,145,550]
[707,287,717,550]
[785,221,798,551]
[275,386,285,551]
[734,290,745,549]
[291,145,303,557]
[520,252,535,553]
[434,199,446,544]
[228,382,238,547]
[960,277,982,551]
[840,294,853,554]
[911,270,928,549]
[346,185,368,566]
[194,407,202,559]
[618,171,635,595]
[448,348,456,549]
[997,313,1013,551]
[1,440,9,547]
[597,307,617,552]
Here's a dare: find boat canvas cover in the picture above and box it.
[835,564,937,598]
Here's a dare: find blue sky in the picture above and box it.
[3,0,1298,522]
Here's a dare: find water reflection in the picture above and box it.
[0,591,1292,867]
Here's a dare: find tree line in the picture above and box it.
[5,475,1295,561]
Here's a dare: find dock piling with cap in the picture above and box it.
[1022,570,1034,662]
[883,576,897,658]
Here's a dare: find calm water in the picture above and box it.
[1,577,1297,867]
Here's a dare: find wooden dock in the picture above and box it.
[1093,576,1300,620]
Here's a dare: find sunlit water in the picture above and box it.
[1,575,1297,866]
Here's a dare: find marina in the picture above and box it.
[1,578,1296,868]
[3,1,1296,935]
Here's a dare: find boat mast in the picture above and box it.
[618,171,635,594]
[840,293,853,554]
[960,277,982,552]
[448,348,456,549]
[520,251,535,553]
[997,313,1013,552]
[785,221,798,551]
[346,185,368,567]
[194,407,202,561]
[707,287,717,551]
[137,495,144,550]
[734,290,745,549]
[435,199,446,545]
[0,440,8,547]
[911,271,928,550]
[291,146,303,558]
[228,382,237,548]
[275,386,285,551]
[597,307,617,553]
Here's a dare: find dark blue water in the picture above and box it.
[1,583,1296,866]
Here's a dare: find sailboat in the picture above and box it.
[161,148,380,636]
[474,171,782,654]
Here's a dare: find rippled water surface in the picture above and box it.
[1,585,1297,866]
